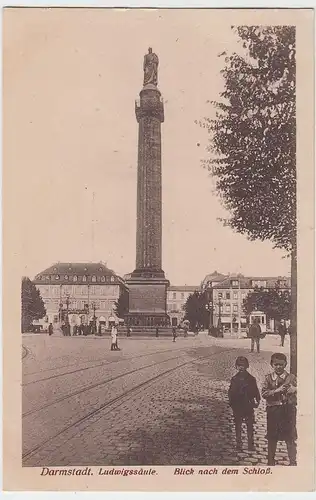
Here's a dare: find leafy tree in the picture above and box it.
[183,291,209,330]
[198,26,296,373]
[243,286,291,324]
[198,26,295,251]
[114,289,129,320]
[21,277,46,332]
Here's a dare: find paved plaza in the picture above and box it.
[22,332,291,467]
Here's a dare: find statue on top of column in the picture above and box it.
[143,47,159,87]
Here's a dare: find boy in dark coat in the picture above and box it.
[228,356,261,451]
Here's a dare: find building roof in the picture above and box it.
[201,271,228,288]
[168,285,200,292]
[33,262,125,286]
[213,276,290,290]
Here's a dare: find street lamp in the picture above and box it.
[59,302,63,323]
[218,298,223,332]
[90,301,97,334]
[205,301,213,331]
[65,293,71,324]
[59,293,71,335]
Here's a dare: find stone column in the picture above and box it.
[135,85,164,274]
[126,52,169,328]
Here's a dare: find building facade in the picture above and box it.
[167,285,200,326]
[33,263,127,329]
[211,275,291,333]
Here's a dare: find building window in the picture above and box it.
[241,292,246,300]
[64,275,68,280]
[101,276,105,282]
[233,292,238,300]
[73,275,77,282]
[226,292,230,300]
[233,304,238,312]
[231,280,239,287]
[92,276,96,283]
[82,276,87,282]
[252,280,266,288]
[181,293,184,299]
[173,292,176,299]
[218,292,223,299]
[225,304,231,312]
[110,276,115,283]
[55,275,60,280]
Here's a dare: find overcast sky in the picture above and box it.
[5,8,290,285]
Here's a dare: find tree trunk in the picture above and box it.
[290,246,297,376]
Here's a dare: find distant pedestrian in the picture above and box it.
[115,326,120,350]
[48,323,53,336]
[155,327,159,338]
[278,320,287,347]
[111,325,117,351]
[249,318,262,353]
[262,352,297,466]
[172,326,176,342]
[228,356,260,451]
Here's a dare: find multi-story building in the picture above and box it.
[167,285,200,326]
[33,262,127,329]
[211,275,291,333]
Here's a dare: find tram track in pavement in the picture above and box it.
[22,345,192,384]
[22,346,198,386]
[22,348,196,417]
[22,347,237,464]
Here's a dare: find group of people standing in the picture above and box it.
[228,353,297,466]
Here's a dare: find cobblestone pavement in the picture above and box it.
[22,332,291,467]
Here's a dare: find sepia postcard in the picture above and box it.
[2,7,315,492]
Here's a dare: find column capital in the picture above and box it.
[135,87,164,123]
